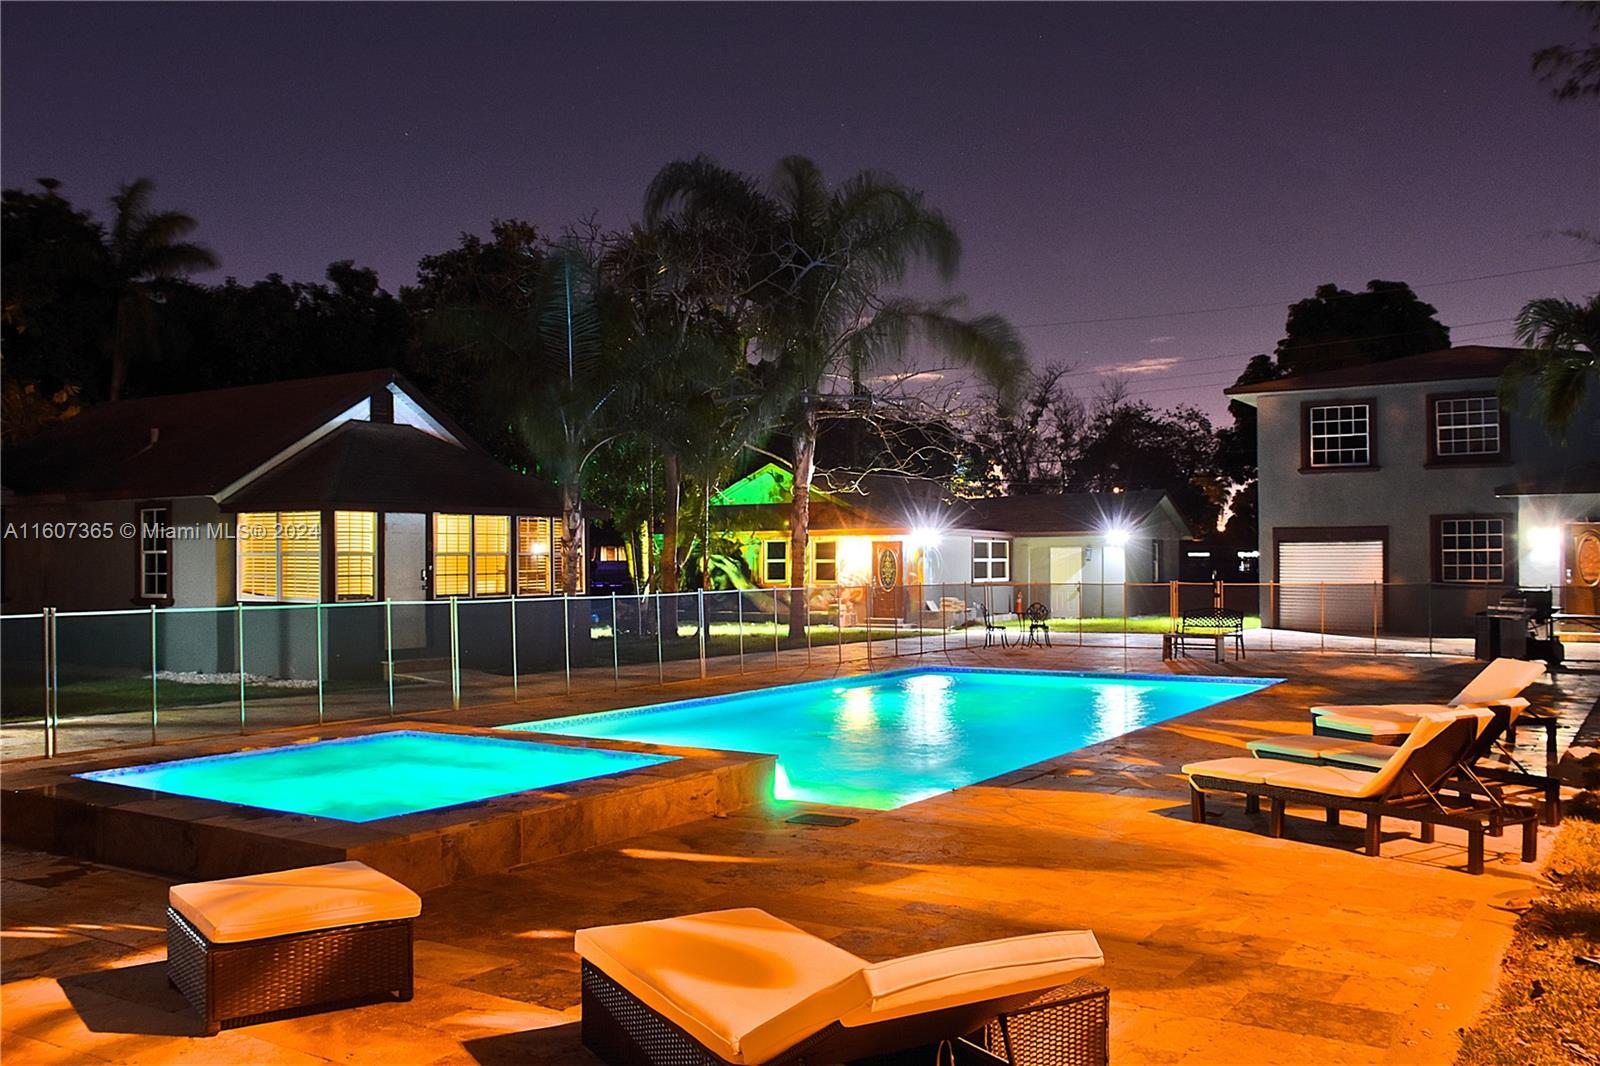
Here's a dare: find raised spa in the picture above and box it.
[75,730,675,822]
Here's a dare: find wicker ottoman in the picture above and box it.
[165,861,420,1035]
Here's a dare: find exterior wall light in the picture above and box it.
[1104,527,1131,548]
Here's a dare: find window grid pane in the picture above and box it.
[279,511,322,602]
[813,540,837,584]
[764,540,787,584]
[1439,517,1505,583]
[1435,397,1500,457]
[973,538,1010,582]
[1308,404,1371,467]
[139,507,170,599]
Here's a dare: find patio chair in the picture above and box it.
[575,907,1106,1065]
[1183,708,1539,874]
[1247,703,1563,824]
[979,603,1010,649]
[1023,602,1052,647]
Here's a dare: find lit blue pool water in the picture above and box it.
[506,668,1277,810]
[75,731,674,822]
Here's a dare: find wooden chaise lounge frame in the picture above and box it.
[1188,715,1539,875]
[582,960,1061,1065]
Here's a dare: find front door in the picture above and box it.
[1049,546,1084,619]
[869,541,905,620]
[1566,523,1600,616]
[384,513,428,650]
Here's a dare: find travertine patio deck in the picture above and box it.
[4,647,1596,1065]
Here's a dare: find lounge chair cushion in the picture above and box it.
[1451,659,1543,707]
[168,861,420,945]
[842,930,1103,1026]
[1246,735,1372,760]
[575,908,868,1064]
[575,909,1104,1063]
[1255,763,1389,798]
[1313,712,1428,738]
[1309,703,1444,721]
[1248,736,1395,770]
[1182,756,1294,785]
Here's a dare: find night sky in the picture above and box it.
[4,3,1597,417]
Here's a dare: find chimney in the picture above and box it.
[371,387,394,424]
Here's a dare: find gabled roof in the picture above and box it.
[1224,346,1520,400]
[951,489,1184,536]
[2,370,476,502]
[222,422,561,513]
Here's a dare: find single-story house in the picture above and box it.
[1,370,583,677]
[708,463,1193,623]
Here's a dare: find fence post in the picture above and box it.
[315,601,325,725]
[1267,582,1275,651]
[563,594,573,696]
[866,587,873,666]
[1319,582,1327,654]
[509,597,519,702]
[237,604,246,733]
[772,593,780,668]
[1122,581,1129,672]
[42,607,56,758]
[1372,582,1379,654]
[450,596,462,709]
[698,589,707,680]
[612,593,621,689]
[804,586,813,666]
[384,598,395,715]
[1426,582,1434,657]
[1169,581,1178,627]
[737,591,745,674]
[655,594,665,684]
[149,606,159,745]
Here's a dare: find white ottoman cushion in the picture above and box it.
[169,861,420,944]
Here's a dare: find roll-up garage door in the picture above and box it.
[1278,540,1384,633]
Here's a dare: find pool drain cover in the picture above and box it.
[786,813,858,827]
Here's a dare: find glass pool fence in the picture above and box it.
[1,580,1568,761]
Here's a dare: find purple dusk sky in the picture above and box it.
[3,3,1596,419]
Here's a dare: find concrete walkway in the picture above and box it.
[3,648,1596,1064]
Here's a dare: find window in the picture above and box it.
[1438,517,1507,583]
[433,514,472,597]
[973,538,1010,582]
[138,505,170,601]
[237,511,322,602]
[474,515,509,595]
[813,540,838,584]
[763,540,788,585]
[333,511,376,600]
[433,514,511,597]
[1307,404,1372,467]
[517,517,552,595]
[1433,395,1502,459]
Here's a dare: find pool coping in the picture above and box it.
[0,723,774,891]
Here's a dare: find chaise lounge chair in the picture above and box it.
[1307,657,1546,744]
[575,907,1105,1065]
[1184,708,1539,874]
[1247,702,1563,825]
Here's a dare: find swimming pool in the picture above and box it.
[506,667,1277,809]
[75,731,675,822]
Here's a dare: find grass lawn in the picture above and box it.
[1042,615,1262,633]
[3,675,414,722]
[1457,812,1600,1064]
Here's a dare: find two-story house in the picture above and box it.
[1226,345,1600,636]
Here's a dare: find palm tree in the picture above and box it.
[104,179,218,400]
[1505,291,1600,439]
[646,155,1026,635]
[430,239,623,594]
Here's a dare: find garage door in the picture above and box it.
[1278,540,1384,633]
